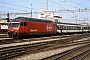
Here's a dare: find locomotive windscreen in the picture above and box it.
[9,22,20,26]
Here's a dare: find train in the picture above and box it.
[8,17,57,38]
[0,23,8,32]
[7,17,90,38]
[56,22,90,34]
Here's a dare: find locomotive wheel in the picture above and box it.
[11,33,16,38]
[11,33,19,39]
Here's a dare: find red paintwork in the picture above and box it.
[8,18,57,38]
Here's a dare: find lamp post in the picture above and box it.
[30,3,32,18]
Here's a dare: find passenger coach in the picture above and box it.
[56,22,90,34]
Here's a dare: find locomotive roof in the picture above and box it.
[13,17,53,23]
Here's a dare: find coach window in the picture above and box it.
[67,26,69,29]
[61,26,63,29]
[89,27,90,29]
[68,26,70,29]
[20,22,26,26]
[65,26,67,29]
[70,26,72,29]
[63,26,66,29]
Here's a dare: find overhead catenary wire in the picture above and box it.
[25,0,45,10]
[0,2,38,11]
[49,0,67,10]
[0,1,30,9]
[32,0,59,9]
[25,0,66,10]
[25,0,45,6]
[67,0,87,8]
[0,5,28,12]
[68,1,89,15]
[26,0,60,10]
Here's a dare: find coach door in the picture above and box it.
[20,22,27,34]
[60,26,63,34]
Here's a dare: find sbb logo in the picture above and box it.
[46,24,52,31]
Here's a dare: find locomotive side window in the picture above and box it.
[20,22,26,26]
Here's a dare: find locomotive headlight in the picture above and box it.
[11,30,14,31]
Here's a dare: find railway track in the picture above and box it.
[0,34,76,45]
[41,43,90,60]
[0,33,89,45]
[69,49,90,60]
[0,35,90,60]
[0,32,8,37]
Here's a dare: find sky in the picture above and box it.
[0,0,90,24]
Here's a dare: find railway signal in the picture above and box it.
[6,13,10,22]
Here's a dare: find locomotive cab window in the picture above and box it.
[9,22,20,26]
[20,22,26,26]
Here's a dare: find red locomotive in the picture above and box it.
[8,17,57,38]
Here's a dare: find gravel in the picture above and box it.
[11,44,85,60]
